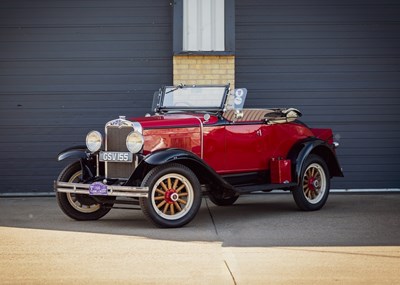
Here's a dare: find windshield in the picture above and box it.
[160,86,228,111]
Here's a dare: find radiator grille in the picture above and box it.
[106,126,136,179]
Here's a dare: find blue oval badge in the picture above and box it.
[89,182,108,196]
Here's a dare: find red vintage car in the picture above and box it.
[55,85,343,228]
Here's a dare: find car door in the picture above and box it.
[224,123,269,173]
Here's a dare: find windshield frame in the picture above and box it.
[154,84,230,113]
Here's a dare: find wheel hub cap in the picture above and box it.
[308,177,318,191]
[308,177,320,191]
[165,189,179,204]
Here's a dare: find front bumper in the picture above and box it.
[54,181,148,198]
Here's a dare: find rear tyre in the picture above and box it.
[292,154,330,211]
[56,161,112,220]
[139,163,201,228]
[208,191,239,206]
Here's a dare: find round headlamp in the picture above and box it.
[126,131,144,153]
[86,131,102,153]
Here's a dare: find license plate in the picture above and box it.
[89,182,108,196]
[99,151,133,162]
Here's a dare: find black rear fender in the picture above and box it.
[287,139,344,183]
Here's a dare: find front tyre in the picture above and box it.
[292,154,330,211]
[56,161,112,220]
[139,163,201,228]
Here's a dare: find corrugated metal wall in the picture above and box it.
[2,0,399,193]
[0,0,172,194]
[236,0,400,189]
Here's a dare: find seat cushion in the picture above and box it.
[223,108,301,123]
[223,109,276,122]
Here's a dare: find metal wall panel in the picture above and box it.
[0,0,172,194]
[236,0,400,189]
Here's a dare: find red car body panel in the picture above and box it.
[143,127,201,157]
[139,115,203,157]
[135,113,331,176]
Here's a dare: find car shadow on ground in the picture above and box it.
[1,193,400,247]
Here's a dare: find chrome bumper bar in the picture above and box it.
[54,181,148,198]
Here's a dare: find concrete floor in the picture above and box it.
[1,193,399,284]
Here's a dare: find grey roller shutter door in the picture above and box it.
[236,0,400,189]
[0,1,172,194]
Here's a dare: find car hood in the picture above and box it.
[130,113,218,129]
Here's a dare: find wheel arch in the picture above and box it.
[127,148,233,190]
[287,138,343,184]
[57,145,96,180]
[57,145,88,161]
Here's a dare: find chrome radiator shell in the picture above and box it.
[104,117,139,179]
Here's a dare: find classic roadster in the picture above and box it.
[54,85,343,228]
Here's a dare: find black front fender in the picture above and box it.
[57,145,88,161]
[144,148,200,165]
[127,148,233,190]
[57,145,96,180]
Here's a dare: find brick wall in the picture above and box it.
[173,55,235,89]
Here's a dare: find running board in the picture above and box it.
[234,183,297,194]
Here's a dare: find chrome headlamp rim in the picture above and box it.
[86,130,103,153]
[126,131,144,154]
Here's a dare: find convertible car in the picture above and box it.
[54,85,343,228]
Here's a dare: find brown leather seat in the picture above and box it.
[223,108,301,124]
[223,109,276,122]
